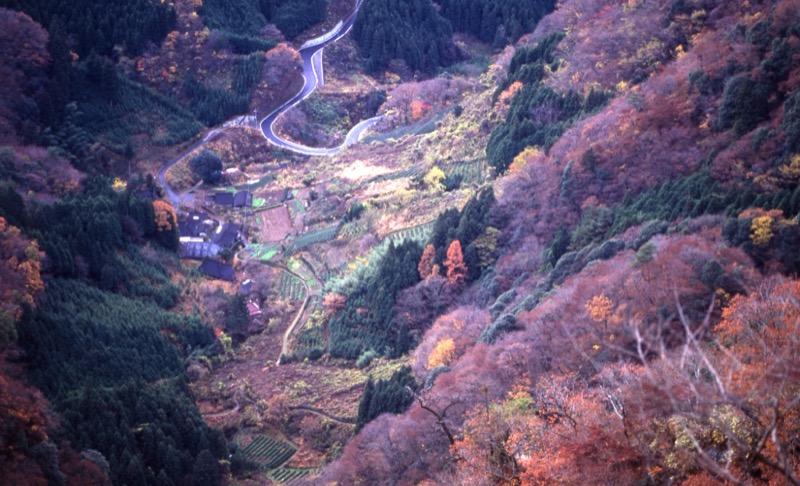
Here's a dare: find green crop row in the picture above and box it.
[285,226,339,254]
[268,467,314,484]
[240,435,296,469]
[278,273,306,301]
[445,157,488,185]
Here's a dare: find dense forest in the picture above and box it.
[0,175,226,484]
[3,0,800,484]
[352,0,460,75]
[200,0,327,43]
[0,0,176,57]
[437,0,557,46]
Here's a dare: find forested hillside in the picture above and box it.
[0,177,227,485]
[437,0,557,46]
[315,0,800,483]
[3,0,800,484]
[353,0,460,75]
[0,0,320,171]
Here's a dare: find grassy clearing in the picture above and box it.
[234,176,274,192]
[242,243,280,261]
[315,358,409,395]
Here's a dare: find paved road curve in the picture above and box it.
[259,0,382,156]
[159,0,376,205]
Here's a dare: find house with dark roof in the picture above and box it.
[178,211,213,238]
[212,222,242,248]
[209,191,251,208]
[213,192,234,206]
[198,259,235,281]
[233,191,252,208]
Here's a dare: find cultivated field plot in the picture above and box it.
[287,198,306,217]
[268,467,314,484]
[257,188,287,207]
[278,272,306,301]
[257,205,292,242]
[446,157,488,185]
[386,221,434,243]
[284,226,339,254]
[240,435,296,469]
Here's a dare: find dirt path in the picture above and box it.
[288,405,356,425]
[276,263,315,362]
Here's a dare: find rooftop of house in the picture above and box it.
[198,259,235,281]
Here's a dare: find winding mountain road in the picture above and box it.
[259,0,382,156]
[159,0,378,205]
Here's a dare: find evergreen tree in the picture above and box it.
[189,150,223,184]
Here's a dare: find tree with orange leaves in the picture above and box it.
[444,240,467,285]
[322,292,347,316]
[0,216,44,343]
[152,200,177,232]
[151,201,179,251]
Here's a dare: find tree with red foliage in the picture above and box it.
[444,240,467,285]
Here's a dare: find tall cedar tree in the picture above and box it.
[444,240,467,285]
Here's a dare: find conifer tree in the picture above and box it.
[444,240,467,285]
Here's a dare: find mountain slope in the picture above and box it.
[315,0,800,483]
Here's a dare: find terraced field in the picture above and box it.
[278,272,306,301]
[337,220,368,239]
[445,157,488,185]
[240,435,296,469]
[284,226,339,254]
[268,467,314,484]
[363,166,423,185]
[386,221,434,243]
